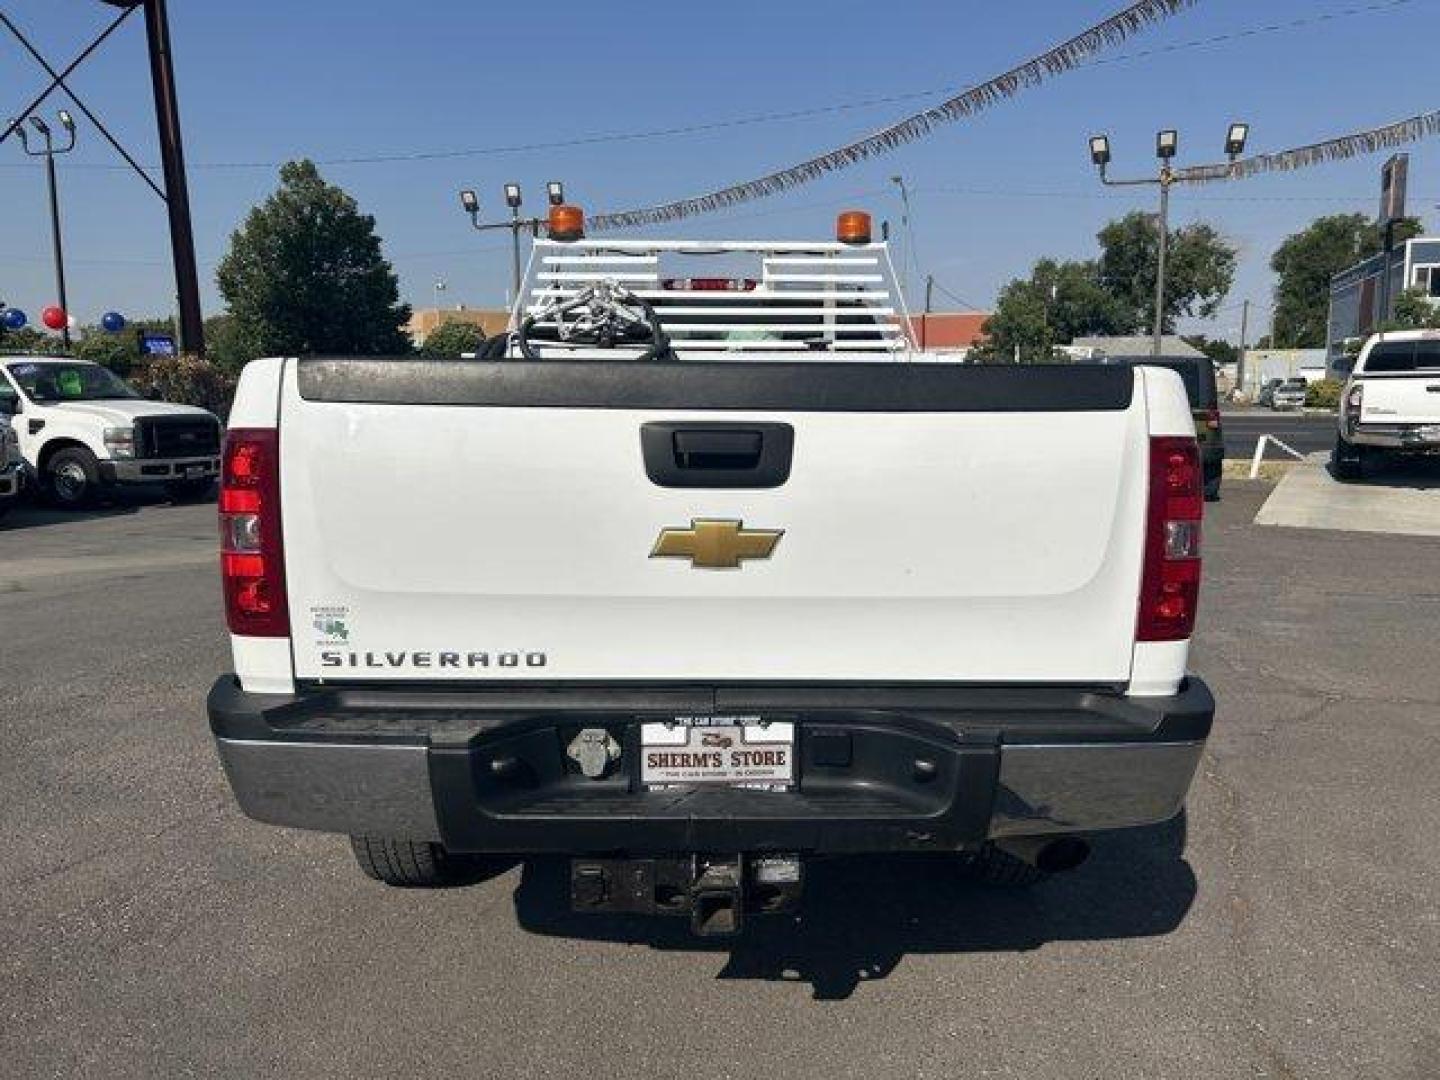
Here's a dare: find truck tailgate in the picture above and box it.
[279,360,1149,684]
[1361,374,1440,425]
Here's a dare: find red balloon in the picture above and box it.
[41,306,67,331]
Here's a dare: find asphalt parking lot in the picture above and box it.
[1220,408,1336,457]
[2,484,1437,1079]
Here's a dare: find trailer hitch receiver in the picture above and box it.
[569,854,803,935]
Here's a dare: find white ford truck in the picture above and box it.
[0,357,221,507]
[1333,329,1440,481]
[208,210,1213,935]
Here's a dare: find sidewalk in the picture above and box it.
[1254,459,1440,538]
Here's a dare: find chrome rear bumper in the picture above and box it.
[209,677,1213,852]
[1348,423,1440,450]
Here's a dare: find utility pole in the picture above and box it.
[136,0,204,358]
[1236,299,1250,399]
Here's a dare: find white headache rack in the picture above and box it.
[510,237,917,360]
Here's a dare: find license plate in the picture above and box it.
[641,716,794,789]
[183,465,206,478]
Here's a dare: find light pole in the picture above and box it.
[13,109,77,347]
[460,181,566,303]
[1088,123,1249,357]
[890,175,913,310]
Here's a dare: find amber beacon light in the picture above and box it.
[836,210,872,245]
[548,204,586,242]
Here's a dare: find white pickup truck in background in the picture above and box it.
[1334,330,1440,481]
[207,209,1214,936]
[0,357,221,507]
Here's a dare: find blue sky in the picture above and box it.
[2,0,1437,342]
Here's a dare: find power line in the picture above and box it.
[915,184,1440,204]
[591,0,1203,230]
[930,280,985,312]
[0,0,1413,174]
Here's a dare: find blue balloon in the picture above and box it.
[101,311,127,333]
[2,308,26,330]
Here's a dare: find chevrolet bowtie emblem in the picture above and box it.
[650,519,783,569]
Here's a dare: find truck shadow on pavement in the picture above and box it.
[0,485,214,531]
[1325,457,1440,489]
[511,818,1195,1000]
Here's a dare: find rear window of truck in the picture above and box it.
[1363,339,1440,374]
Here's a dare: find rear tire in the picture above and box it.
[1332,435,1366,482]
[349,835,456,887]
[45,446,102,508]
[957,842,1048,887]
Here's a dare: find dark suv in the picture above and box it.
[1113,356,1224,500]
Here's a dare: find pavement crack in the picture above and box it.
[1201,756,1305,1080]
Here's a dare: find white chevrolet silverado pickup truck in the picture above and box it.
[208,209,1213,935]
[0,357,221,507]
[1333,329,1440,481]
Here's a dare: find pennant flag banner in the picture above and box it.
[1177,109,1440,184]
[588,0,1200,232]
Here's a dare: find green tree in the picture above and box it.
[204,313,264,376]
[1096,211,1237,332]
[1269,213,1421,348]
[72,330,134,374]
[216,160,411,356]
[977,258,1132,363]
[69,317,177,375]
[977,212,1236,362]
[1382,288,1440,331]
[419,320,485,357]
[0,325,53,353]
[1181,333,1240,368]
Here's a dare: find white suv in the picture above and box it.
[0,357,221,507]
[1333,330,1440,481]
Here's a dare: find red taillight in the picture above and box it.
[220,428,289,637]
[660,277,758,291]
[1137,436,1203,642]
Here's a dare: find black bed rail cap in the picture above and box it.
[295,358,1135,413]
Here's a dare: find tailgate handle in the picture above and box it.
[673,430,763,470]
[641,422,794,489]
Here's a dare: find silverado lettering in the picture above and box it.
[319,651,547,669]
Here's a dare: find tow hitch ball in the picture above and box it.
[570,854,803,936]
